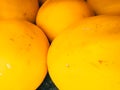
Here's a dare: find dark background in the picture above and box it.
[36,73,58,90]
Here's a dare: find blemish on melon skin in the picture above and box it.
[25,33,34,40]
[9,38,15,42]
[98,60,110,66]
[27,59,31,65]
[66,64,70,68]
[90,60,110,69]
[28,43,31,47]
[98,60,103,64]
[30,36,34,40]
[26,43,32,51]
[23,12,27,16]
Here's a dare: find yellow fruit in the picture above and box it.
[36,0,94,41]
[0,20,49,90]
[87,0,120,15]
[0,0,39,23]
[39,0,85,4]
[47,15,120,90]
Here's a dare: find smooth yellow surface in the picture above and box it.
[87,0,120,15]
[36,0,94,41]
[47,15,120,90]
[0,20,49,90]
[0,0,39,23]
